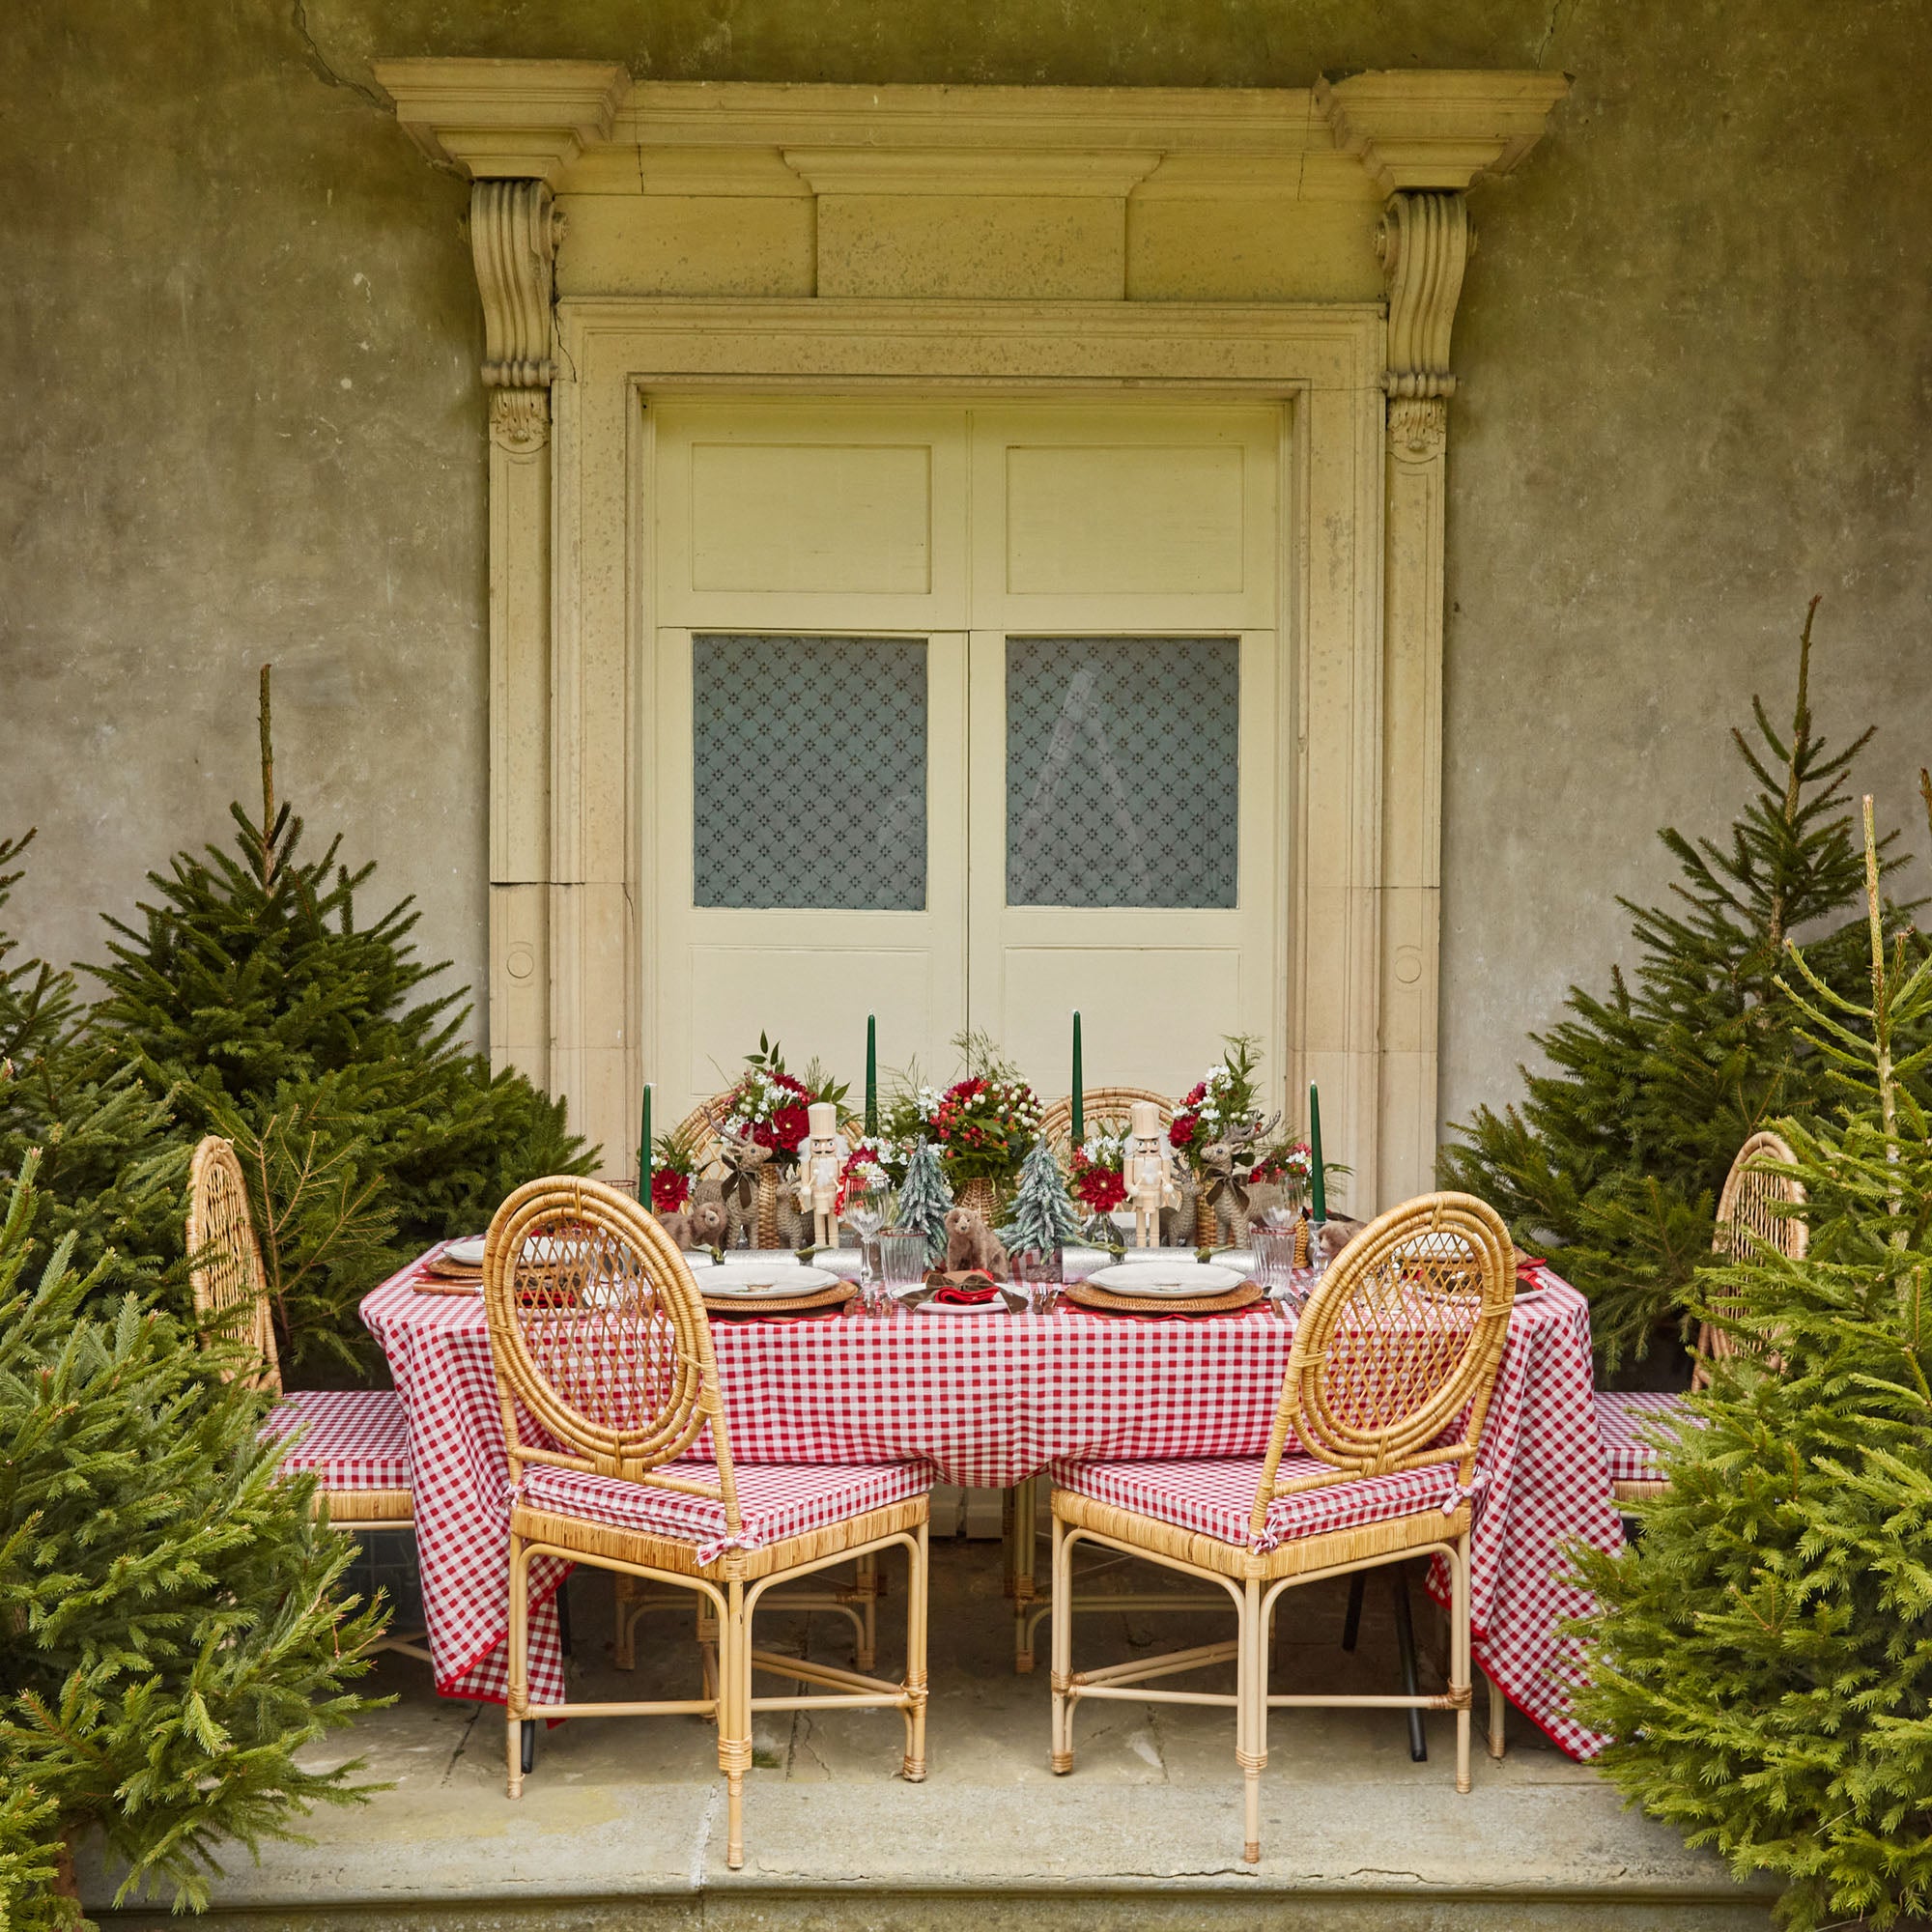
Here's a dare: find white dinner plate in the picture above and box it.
[913,1293,1011,1315]
[443,1236,487,1267]
[1086,1261,1243,1298]
[702,1264,839,1298]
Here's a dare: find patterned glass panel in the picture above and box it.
[693,634,926,910]
[1006,637,1238,909]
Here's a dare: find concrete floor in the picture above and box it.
[91,1529,1775,1929]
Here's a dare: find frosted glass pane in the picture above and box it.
[1006,637,1238,909]
[694,635,926,910]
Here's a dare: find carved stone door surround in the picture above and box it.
[375,64,1568,1212]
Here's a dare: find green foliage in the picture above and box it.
[1002,1137,1080,1260]
[0,1156,386,1931]
[1574,814,1932,1930]
[84,679,593,1376]
[895,1138,952,1264]
[0,832,188,1304]
[1441,604,1929,1368]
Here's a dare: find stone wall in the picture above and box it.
[4,0,1928,1144]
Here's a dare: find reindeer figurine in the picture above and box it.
[1196,1112,1282,1245]
[698,1107,774,1248]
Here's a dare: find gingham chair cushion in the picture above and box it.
[1592,1389,1690,1485]
[517,1458,930,1566]
[1049,1453,1467,1554]
[261,1388,412,1493]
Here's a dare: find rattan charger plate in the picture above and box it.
[702,1280,857,1319]
[1062,1278,1264,1319]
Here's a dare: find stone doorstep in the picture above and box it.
[87,1776,1775,1931]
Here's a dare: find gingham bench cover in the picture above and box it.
[261,1387,412,1493]
[1591,1389,1690,1485]
[1049,1452,1466,1553]
[517,1458,930,1566]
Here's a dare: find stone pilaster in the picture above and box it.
[1376,189,1471,1205]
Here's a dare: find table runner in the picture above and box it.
[361,1256,1622,1756]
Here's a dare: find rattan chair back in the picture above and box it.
[1255,1191,1514,1531]
[1037,1087,1174,1160]
[186,1135,281,1395]
[482,1176,741,1528]
[1694,1129,1805,1389]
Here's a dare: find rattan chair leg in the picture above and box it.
[1487,1669,1507,1760]
[1239,1576,1264,1863]
[1340,1571,1365,1651]
[1452,1531,1473,1795]
[721,1577,751,1870]
[1012,1473,1040,1673]
[1049,1516,1075,1773]
[903,1520,929,1780]
[505,1531,529,1800]
[856,1550,879,1673]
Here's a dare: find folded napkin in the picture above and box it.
[897,1269,1030,1312]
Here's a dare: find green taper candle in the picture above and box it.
[640,1083,652,1208]
[1071,1011,1084,1145]
[1308,1082,1325,1222]
[865,1014,878,1137]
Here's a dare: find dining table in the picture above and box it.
[359,1247,1623,1760]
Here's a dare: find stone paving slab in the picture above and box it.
[86,1535,1774,1929]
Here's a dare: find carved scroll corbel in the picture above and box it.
[470,179,562,452]
[1378,189,1471,459]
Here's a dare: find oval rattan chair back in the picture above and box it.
[1694,1129,1806,1390]
[1038,1087,1174,1161]
[1256,1191,1515,1530]
[186,1135,281,1395]
[482,1177,739,1524]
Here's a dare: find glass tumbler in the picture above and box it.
[1252,1225,1302,1305]
[876,1229,929,1301]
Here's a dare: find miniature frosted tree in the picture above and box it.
[1003,1137,1079,1264]
[895,1137,952,1264]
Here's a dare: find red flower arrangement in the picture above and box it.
[650,1168,691,1213]
[723,1064,815,1162]
[1068,1150,1127,1214]
[930,1072,1040,1185]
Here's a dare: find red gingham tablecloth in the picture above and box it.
[361,1256,1624,1756]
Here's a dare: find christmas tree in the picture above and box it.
[1002,1137,1079,1263]
[1573,795,1932,1931]
[1440,603,1930,1369]
[0,1153,386,1931]
[0,829,185,1301]
[895,1137,952,1264]
[86,668,593,1377]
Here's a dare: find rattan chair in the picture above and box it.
[186,1136,427,1662]
[481,1176,929,1868]
[1048,1191,1516,1861]
[1593,1130,1806,1503]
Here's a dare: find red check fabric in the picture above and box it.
[1593,1389,1690,1484]
[361,1253,1623,1756]
[261,1388,412,1493]
[518,1458,929,1566]
[1049,1453,1463,1550]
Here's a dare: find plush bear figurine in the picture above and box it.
[942,1206,1010,1280]
[659,1199,727,1253]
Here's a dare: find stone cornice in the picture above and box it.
[1315,70,1572,194]
[372,59,628,183]
[374,64,1569,200]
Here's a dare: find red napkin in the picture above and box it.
[926,1269,1005,1305]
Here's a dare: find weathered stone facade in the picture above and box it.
[4,0,1929,1157]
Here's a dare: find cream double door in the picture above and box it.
[649,400,1283,1123]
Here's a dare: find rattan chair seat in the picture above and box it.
[514,1494,929,1585]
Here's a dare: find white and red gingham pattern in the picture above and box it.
[261,1388,412,1493]
[1592,1389,1690,1484]
[519,1457,930,1566]
[1049,1452,1464,1550]
[361,1256,1624,1755]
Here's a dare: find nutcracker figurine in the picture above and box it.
[795,1101,843,1250]
[1122,1099,1178,1249]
